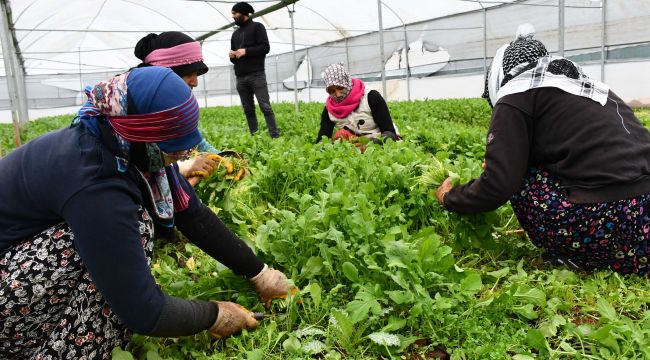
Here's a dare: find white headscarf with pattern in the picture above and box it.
[321,63,353,102]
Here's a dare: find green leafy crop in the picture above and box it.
[2,101,650,359]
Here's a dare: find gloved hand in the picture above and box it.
[380,130,398,141]
[178,154,219,178]
[333,129,355,141]
[181,154,235,186]
[208,301,259,339]
[250,264,299,307]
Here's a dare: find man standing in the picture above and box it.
[230,2,281,138]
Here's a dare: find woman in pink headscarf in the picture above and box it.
[135,31,222,186]
[316,63,400,147]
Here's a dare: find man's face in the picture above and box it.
[232,11,246,25]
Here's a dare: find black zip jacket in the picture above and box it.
[445,87,650,214]
[230,19,270,77]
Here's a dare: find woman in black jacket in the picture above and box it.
[0,67,295,358]
[436,26,650,275]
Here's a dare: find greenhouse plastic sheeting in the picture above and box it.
[1,0,649,109]
[3,0,515,75]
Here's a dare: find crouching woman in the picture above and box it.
[316,63,400,147]
[436,30,650,275]
[0,67,293,359]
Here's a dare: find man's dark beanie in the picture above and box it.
[232,2,255,15]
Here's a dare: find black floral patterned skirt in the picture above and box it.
[0,207,154,359]
[511,167,650,275]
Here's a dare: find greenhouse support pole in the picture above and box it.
[403,24,411,101]
[0,1,27,126]
[0,0,21,145]
[13,52,27,126]
[289,5,299,113]
[78,47,84,104]
[306,50,311,102]
[482,7,487,77]
[558,0,565,56]
[197,0,299,41]
[345,38,350,69]
[381,1,407,99]
[275,56,279,103]
[600,0,606,82]
[1,0,27,127]
[376,0,387,98]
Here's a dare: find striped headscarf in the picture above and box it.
[74,67,202,222]
[85,67,201,152]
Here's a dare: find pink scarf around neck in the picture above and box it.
[326,78,365,119]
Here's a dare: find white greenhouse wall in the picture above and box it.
[1,60,650,125]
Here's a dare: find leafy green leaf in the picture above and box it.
[246,349,265,360]
[596,298,618,321]
[283,335,302,353]
[110,348,135,360]
[513,304,538,320]
[341,262,359,282]
[301,256,324,278]
[307,282,322,308]
[513,286,546,306]
[525,329,549,353]
[589,325,621,354]
[386,290,414,305]
[382,317,407,332]
[460,273,482,294]
[347,289,381,323]
[145,350,165,360]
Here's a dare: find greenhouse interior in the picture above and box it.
[2,0,650,359]
[1,0,649,124]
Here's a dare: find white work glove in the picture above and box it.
[208,301,259,339]
[250,264,299,307]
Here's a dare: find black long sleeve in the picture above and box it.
[63,184,219,337]
[316,107,336,143]
[444,102,531,214]
[367,90,397,135]
[446,88,650,211]
[247,22,270,56]
[148,297,217,336]
[175,202,264,278]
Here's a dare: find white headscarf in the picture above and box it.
[487,43,509,107]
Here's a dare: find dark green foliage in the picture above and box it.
[2,101,650,359]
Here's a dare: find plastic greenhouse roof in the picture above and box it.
[3,0,517,75]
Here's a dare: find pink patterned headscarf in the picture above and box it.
[144,41,204,68]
